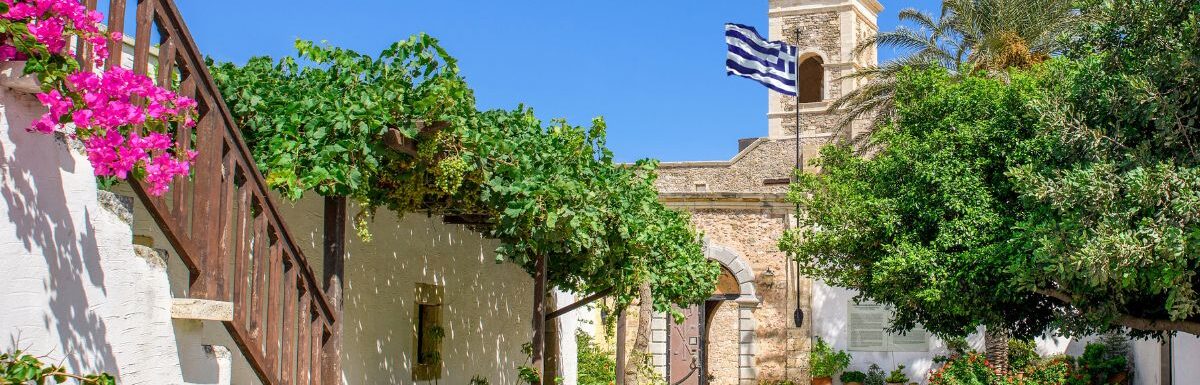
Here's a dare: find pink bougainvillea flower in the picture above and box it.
[28,17,67,53]
[11,0,197,196]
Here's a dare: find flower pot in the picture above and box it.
[811,377,833,385]
[1107,371,1129,384]
[0,61,41,94]
[845,382,863,385]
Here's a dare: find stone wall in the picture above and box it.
[690,210,807,383]
[656,139,798,194]
[706,302,740,385]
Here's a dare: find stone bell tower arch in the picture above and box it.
[766,0,883,142]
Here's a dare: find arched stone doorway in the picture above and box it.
[664,244,758,385]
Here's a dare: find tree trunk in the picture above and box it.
[984,328,1010,373]
[624,282,653,385]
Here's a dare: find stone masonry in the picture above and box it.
[632,1,881,384]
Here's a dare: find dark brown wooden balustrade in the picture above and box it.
[76,1,339,383]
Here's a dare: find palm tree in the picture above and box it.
[829,7,963,132]
[830,0,1079,143]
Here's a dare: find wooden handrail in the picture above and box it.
[81,1,340,383]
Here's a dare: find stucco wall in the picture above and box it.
[814,281,1200,385]
[275,194,534,384]
[0,88,188,384]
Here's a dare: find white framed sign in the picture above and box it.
[847,302,929,352]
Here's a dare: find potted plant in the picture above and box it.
[840,370,866,385]
[864,364,886,385]
[884,365,908,385]
[1075,335,1132,385]
[809,337,852,385]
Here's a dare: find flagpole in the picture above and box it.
[794,28,802,174]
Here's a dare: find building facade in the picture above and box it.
[625,1,884,384]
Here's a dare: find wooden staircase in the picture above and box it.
[78,1,340,383]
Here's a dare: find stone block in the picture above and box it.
[171,298,234,321]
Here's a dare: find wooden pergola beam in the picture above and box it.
[383,120,451,156]
[545,287,613,321]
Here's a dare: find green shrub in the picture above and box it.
[1008,339,1040,371]
[576,330,616,385]
[810,337,852,378]
[885,365,909,383]
[841,370,867,383]
[1,350,115,385]
[865,364,887,385]
[1074,338,1129,384]
[930,353,1070,385]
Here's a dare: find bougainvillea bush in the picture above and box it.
[1,0,197,195]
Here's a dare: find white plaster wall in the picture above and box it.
[555,290,580,385]
[812,282,952,383]
[1171,333,1200,384]
[118,185,264,385]
[814,281,1200,385]
[276,194,534,385]
[0,88,186,384]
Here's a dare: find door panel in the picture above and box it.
[668,304,705,385]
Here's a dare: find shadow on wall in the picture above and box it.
[0,90,118,376]
[270,194,534,385]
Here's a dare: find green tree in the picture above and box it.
[1008,0,1200,337]
[783,67,1058,339]
[782,0,1200,339]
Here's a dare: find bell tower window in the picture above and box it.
[797,56,824,103]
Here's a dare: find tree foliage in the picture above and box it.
[209,36,719,315]
[783,0,1200,338]
[1008,0,1200,336]
[784,68,1057,338]
[833,0,1079,133]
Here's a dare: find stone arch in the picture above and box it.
[705,242,758,304]
[702,242,760,384]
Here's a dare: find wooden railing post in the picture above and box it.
[322,196,347,384]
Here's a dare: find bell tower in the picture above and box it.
[766,0,882,141]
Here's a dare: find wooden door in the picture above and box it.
[668,304,705,385]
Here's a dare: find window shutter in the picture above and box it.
[887,326,929,352]
[848,303,887,350]
[847,302,929,352]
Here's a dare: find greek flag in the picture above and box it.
[725,23,797,96]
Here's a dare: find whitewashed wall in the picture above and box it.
[0,88,190,384]
[812,281,1200,385]
[276,194,534,385]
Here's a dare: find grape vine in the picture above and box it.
[209,35,719,314]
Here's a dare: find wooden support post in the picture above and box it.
[530,253,547,384]
[322,196,347,385]
[1161,334,1173,385]
[545,293,561,384]
[615,310,626,385]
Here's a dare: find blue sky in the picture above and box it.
[174,0,940,162]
